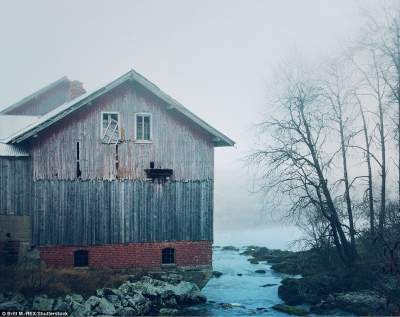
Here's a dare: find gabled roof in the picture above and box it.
[0,77,69,114]
[0,115,40,142]
[4,70,235,147]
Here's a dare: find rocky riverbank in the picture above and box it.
[0,276,206,316]
[241,245,400,316]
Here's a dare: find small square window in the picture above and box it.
[162,248,175,264]
[74,250,89,267]
[135,114,152,142]
[101,112,120,144]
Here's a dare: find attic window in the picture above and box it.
[135,113,152,142]
[101,112,120,144]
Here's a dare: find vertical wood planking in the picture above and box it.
[31,179,213,246]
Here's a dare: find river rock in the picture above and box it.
[173,280,206,304]
[0,292,27,311]
[254,269,266,274]
[159,308,179,315]
[221,246,239,251]
[332,291,387,315]
[66,294,84,304]
[96,297,116,315]
[32,295,54,311]
[212,271,223,278]
[53,298,71,312]
[220,303,233,309]
[272,304,308,316]
[278,273,344,305]
[0,300,26,311]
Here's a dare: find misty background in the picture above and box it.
[0,1,366,243]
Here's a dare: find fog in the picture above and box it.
[0,1,365,234]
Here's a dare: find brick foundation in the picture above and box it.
[39,240,212,269]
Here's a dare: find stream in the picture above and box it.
[180,247,299,316]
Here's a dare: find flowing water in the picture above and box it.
[181,247,300,316]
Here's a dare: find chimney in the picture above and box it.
[69,80,86,100]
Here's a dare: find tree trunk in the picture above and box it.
[299,105,354,266]
[359,102,375,234]
[338,105,357,257]
[378,95,387,234]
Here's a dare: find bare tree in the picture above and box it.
[251,69,356,266]
[322,61,357,256]
[356,95,376,234]
[353,48,388,234]
[362,2,400,216]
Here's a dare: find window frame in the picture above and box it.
[100,111,121,143]
[134,113,152,143]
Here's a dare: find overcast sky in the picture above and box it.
[0,1,366,232]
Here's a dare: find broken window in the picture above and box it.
[74,250,89,267]
[101,112,120,144]
[162,248,175,264]
[135,113,152,141]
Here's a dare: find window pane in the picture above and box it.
[110,113,118,122]
[136,115,143,140]
[144,116,150,140]
[103,114,109,130]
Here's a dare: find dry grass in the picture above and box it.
[0,265,144,297]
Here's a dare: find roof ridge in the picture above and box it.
[0,76,70,114]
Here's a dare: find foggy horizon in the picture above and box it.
[0,0,367,233]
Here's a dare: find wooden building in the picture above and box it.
[0,70,234,273]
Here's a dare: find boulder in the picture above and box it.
[96,287,120,298]
[278,274,344,305]
[66,294,84,304]
[0,292,27,311]
[159,308,179,315]
[332,291,387,316]
[212,271,223,278]
[221,246,239,251]
[220,303,233,309]
[254,270,266,274]
[83,296,101,311]
[173,281,206,305]
[272,304,308,316]
[96,297,116,315]
[0,300,26,311]
[260,283,277,287]
[32,295,54,311]
[53,298,71,312]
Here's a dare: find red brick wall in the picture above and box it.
[39,240,212,269]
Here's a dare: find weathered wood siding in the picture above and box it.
[32,179,213,246]
[0,157,32,216]
[4,81,73,116]
[31,83,214,181]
